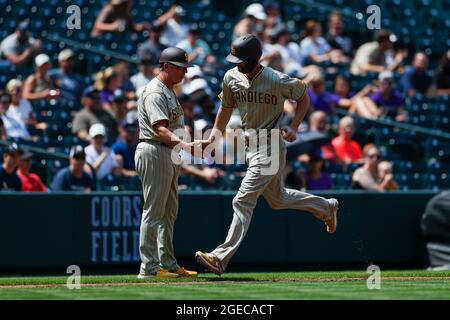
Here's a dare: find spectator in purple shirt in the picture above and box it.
[330,75,355,109]
[308,74,335,114]
[296,153,333,190]
[351,71,406,121]
[95,67,122,112]
[306,155,333,190]
[369,71,405,121]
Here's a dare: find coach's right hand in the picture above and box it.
[183,140,204,158]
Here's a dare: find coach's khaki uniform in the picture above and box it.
[212,66,333,269]
[135,77,184,275]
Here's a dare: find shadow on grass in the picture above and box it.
[200,277,258,282]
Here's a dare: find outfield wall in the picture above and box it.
[0,191,436,271]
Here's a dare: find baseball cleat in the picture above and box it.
[174,267,198,277]
[325,198,339,234]
[137,268,179,279]
[195,251,224,275]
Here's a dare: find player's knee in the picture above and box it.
[265,193,288,210]
[232,196,243,209]
[232,194,254,213]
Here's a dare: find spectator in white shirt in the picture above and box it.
[159,6,189,47]
[176,24,214,67]
[0,91,31,141]
[0,20,42,68]
[6,79,47,131]
[233,3,267,40]
[300,20,348,65]
[84,123,121,181]
[268,27,304,77]
[130,54,155,96]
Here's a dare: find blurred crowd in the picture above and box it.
[1,0,449,193]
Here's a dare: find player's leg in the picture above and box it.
[207,156,275,272]
[262,146,338,232]
[158,163,180,272]
[135,144,174,276]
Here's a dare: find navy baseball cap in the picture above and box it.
[82,85,99,97]
[69,145,86,159]
[5,143,23,155]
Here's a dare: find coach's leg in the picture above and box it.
[158,164,181,272]
[135,144,173,275]
[263,146,332,220]
[212,158,274,270]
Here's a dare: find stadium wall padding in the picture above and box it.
[0,192,436,269]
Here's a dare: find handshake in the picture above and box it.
[180,137,216,159]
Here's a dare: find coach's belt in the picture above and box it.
[139,139,171,148]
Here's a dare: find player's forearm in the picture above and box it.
[209,107,233,139]
[154,125,188,148]
[181,164,204,177]
[290,93,310,130]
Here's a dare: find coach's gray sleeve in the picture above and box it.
[143,93,170,126]
[280,74,308,101]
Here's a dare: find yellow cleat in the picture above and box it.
[137,268,179,279]
[175,267,198,277]
[195,251,224,275]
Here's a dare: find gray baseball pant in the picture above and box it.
[211,137,332,270]
[135,142,180,274]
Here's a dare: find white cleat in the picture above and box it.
[325,198,339,234]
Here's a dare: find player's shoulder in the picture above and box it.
[265,67,295,82]
[140,78,166,98]
[223,67,241,82]
[145,77,164,91]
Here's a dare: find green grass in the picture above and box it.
[1,270,450,300]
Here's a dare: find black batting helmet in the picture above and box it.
[159,47,194,68]
[226,34,262,64]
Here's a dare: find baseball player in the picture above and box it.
[195,34,339,275]
[135,47,199,278]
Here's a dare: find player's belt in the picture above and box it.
[139,139,171,148]
[243,130,279,147]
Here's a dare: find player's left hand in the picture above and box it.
[281,126,297,142]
